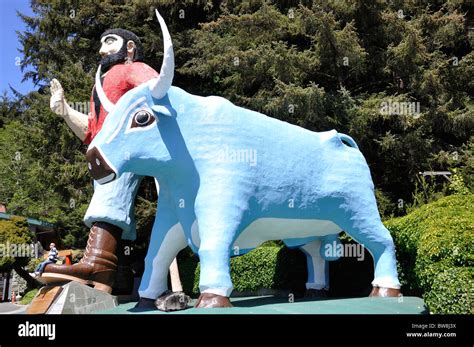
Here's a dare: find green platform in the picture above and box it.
[96,296,427,314]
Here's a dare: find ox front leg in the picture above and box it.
[195,235,234,308]
[137,194,187,309]
[194,194,243,308]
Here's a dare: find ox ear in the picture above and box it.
[151,104,173,117]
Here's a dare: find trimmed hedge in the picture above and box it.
[179,245,307,296]
[178,239,373,297]
[425,268,473,314]
[385,194,473,314]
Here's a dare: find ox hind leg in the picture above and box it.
[300,240,329,297]
[335,197,401,297]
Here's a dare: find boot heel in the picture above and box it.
[93,282,112,293]
[91,270,116,293]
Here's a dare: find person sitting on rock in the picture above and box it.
[33,243,58,277]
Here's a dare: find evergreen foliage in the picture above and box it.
[0,0,472,253]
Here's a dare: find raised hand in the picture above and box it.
[50,79,69,116]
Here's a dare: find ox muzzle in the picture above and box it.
[86,147,116,184]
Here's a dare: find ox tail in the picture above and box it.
[339,133,359,150]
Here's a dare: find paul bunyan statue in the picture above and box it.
[86,10,402,308]
[43,15,185,310]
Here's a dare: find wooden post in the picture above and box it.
[4,270,11,302]
[169,257,183,292]
[26,286,63,314]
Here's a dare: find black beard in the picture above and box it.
[99,44,128,72]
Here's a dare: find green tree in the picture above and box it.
[0,217,32,271]
[0,217,38,288]
[0,0,472,258]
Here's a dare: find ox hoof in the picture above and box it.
[155,291,191,312]
[369,287,402,297]
[135,297,157,309]
[195,293,233,308]
[304,289,329,298]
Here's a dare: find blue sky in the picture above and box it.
[0,0,35,98]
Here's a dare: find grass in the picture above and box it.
[20,288,38,305]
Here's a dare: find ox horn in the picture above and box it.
[149,9,174,100]
[95,65,115,113]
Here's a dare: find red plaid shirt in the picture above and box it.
[84,62,159,145]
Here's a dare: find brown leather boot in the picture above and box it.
[40,222,121,293]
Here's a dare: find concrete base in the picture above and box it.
[29,282,118,314]
[0,302,28,314]
[98,295,428,314]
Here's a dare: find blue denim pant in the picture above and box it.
[35,259,55,274]
[83,173,143,241]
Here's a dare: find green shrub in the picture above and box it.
[375,189,396,220]
[424,268,473,314]
[26,257,43,273]
[448,168,471,195]
[179,246,306,296]
[230,247,280,292]
[71,249,84,264]
[386,194,473,314]
[20,288,38,305]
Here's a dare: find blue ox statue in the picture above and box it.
[86,10,401,308]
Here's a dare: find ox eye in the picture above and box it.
[136,111,150,125]
[132,110,155,128]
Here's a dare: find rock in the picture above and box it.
[154,291,190,312]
